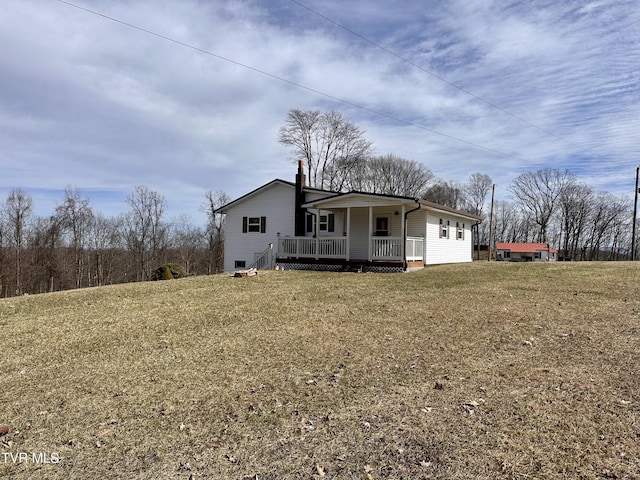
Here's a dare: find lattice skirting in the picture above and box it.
[277,262,404,273]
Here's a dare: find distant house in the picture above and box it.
[495,242,558,262]
[216,162,482,272]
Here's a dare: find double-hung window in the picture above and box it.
[439,219,450,239]
[456,222,464,240]
[319,214,335,232]
[242,216,266,233]
[306,212,335,234]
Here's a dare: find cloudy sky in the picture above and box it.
[1,0,638,224]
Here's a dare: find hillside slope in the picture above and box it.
[1,263,639,479]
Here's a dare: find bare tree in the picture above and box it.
[509,168,574,243]
[169,214,205,275]
[584,193,630,260]
[493,200,519,243]
[88,213,122,286]
[345,154,435,197]
[422,180,466,209]
[4,188,33,295]
[55,187,94,288]
[202,190,230,274]
[124,186,168,281]
[465,173,493,216]
[558,182,593,260]
[465,173,493,252]
[279,109,373,190]
[27,216,62,293]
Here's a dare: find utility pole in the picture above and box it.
[488,184,495,261]
[632,166,639,261]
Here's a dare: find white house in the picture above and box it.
[495,242,558,262]
[216,163,482,272]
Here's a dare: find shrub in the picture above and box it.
[151,263,188,281]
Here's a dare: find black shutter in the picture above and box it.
[260,216,266,233]
[242,216,248,233]
[328,213,335,232]
[306,213,313,233]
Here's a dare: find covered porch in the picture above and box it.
[277,235,424,262]
[276,192,426,269]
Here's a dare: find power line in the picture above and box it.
[56,0,530,162]
[288,0,597,155]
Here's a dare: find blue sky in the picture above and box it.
[1,0,638,224]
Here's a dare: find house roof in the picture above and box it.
[216,177,482,222]
[214,179,333,213]
[495,242,558,253]
[417,198,483,221]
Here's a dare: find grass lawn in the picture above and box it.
[0,262,638,479]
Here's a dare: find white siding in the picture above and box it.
[425,212,473,265]
[347,206,405,260]
[224,182,296,272]
[497,250,554,262]
[349,208,369,260]
[406,210,426,237]
[223,184,477,270]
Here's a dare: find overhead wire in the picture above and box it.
[56,0,532,163]
[288,0,599,156]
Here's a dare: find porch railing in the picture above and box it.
[278,235,424,262]
[278,237,347,259]
[406,236,424,262]
[371,237,402,260]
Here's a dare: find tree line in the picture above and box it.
[279,108,635,262]
[0,186,228,297]
[1,108,634,296]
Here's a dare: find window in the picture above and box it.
[319,214,335,232]
[234,260,246,268]
[375,217,389,236]
[306,213,335,233]
[534,251,542,259]
[503,251,511,259]
[456,222,464,240]
[242,216,266,233]
[439,218,449,238]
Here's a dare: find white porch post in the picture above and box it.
[400,204,406,261]
[315,208,321,260]
[424,216,428,263]
[368,206,373,262]
[346,207,351,261]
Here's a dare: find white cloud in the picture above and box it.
[0,0,638,220]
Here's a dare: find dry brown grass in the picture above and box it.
[0,262,639,479]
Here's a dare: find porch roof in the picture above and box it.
[302,191,418,209]
[302,191,482,221]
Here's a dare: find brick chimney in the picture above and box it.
[294,160,306,236]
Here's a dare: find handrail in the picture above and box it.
[249,243,273,270]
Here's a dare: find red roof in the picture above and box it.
[495,242,558,253]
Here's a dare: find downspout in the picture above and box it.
[473,220,481,260]
[404,202,423,270]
